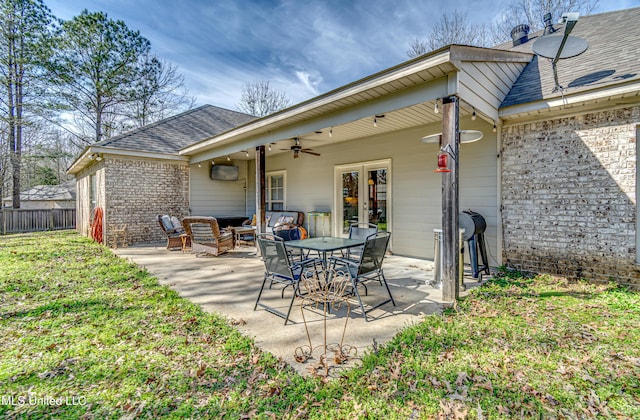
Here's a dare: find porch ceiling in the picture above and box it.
[184,45,532,163]
[220,99,481,162]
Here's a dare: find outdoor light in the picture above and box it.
[198,162,202,168]
[227,156,231,162]
[493,123,497,133]
[211,160,215,165]
[434,101,439,114]
[421,130,483,144]
[329,127,333,138]
[268,143,272,151]
[373,114,384,127]
[472,109,476,121]
[95,155,102,161]
[245,150,250,157]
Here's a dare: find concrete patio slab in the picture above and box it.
[114,243,482,376]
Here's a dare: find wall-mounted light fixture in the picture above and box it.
[329,127,333,138]
[226,156,231,162]
[493,123,497,133]
[471,109,476,121]
[373,114,385,127]
[434,100,439,114]
[198,162,202,168]
[268,143,272,151]
[244,150,250,157]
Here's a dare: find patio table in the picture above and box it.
[285,236,364,267]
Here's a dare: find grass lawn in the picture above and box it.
[1,231,639,419]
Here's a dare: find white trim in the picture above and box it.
[496,124,504,266]
[180,51,453,155]
[68,147,188,174]
[333,159,392,247]
[266,170,287,211]
[499,81,640,120]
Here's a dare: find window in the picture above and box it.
[266,171,285,211]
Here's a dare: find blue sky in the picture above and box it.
[46,0,639,111]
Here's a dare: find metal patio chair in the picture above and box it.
[329,231,395,321]
[255,233,321,325]
[344,222,378,260]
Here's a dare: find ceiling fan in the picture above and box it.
[281,137,321,158]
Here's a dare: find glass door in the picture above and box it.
[335,159,391,237]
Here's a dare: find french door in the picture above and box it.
[334,159,391,237]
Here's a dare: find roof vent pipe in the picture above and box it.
[542,12,556,36]
[510,24,530,46]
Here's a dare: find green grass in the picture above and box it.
[1,231,639,418]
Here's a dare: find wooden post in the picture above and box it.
[255,146,266,235]
[441,96,460,302]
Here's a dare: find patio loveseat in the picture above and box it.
[243,211,305,233]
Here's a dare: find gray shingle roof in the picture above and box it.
[95,105,255,154]
[498,7,640,108]
[2,181,76,202]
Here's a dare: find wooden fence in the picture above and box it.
[0,208,76,235]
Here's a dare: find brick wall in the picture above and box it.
[501,106,639,288]
[104,157,189,245]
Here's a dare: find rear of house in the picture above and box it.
[68,7,640,289]
[182,8,640,288]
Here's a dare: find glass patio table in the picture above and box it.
[285,236,364,267]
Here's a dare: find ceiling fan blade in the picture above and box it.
[301,150,321,156]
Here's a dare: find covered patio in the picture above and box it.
[115,243,482,375]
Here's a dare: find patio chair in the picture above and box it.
[182,216,234,256]
[344,222,378,259]
[255,233,321,325]
[157,214,190,250]
[329,231,395,321]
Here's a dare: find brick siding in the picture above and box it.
[104,157,189,245]
[501,106,640,288]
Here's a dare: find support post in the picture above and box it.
[255,146,266,235]
[441,96,460,302]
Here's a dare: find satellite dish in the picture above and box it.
[421,130,483,144]
[532,12,589,92]
[532,35,588,59]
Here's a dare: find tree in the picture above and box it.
[0,0,54,208]
[237,80,290,118]
[120,54,195,129]
[492,0,599,43]
[407,10,492,58]
[408,1,600,57]
[45,10,151,143]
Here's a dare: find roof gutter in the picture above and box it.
[67,146,188,175]
[499,80,640,121]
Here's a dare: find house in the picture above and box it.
[70,7,639,288]
[2,180,76,209]
[67,105,255,244]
